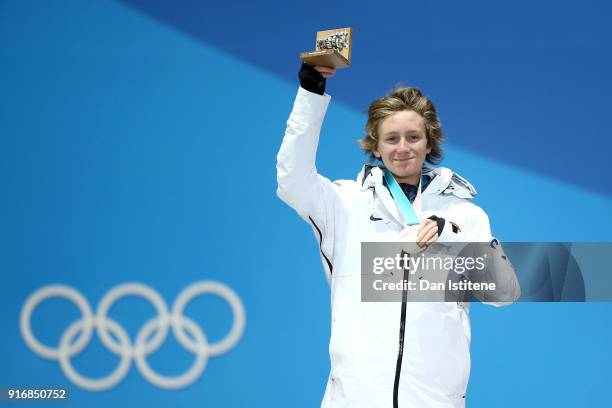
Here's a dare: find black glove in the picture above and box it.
[298,62,326,95]
[427,215,446,237]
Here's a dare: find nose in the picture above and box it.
[397,137,412,152]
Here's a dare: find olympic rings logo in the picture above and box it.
[19,281,246,391]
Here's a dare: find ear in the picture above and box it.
[372,149,381,158]
[426,146,431,155]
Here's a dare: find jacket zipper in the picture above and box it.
[393,250,410,408]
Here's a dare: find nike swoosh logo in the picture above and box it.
[370,215,383,221]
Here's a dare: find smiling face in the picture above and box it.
[372,110,431,185]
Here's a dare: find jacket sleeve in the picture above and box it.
[276,87,341,268]
[467,208,522,307]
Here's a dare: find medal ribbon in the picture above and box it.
[383,169,421,226]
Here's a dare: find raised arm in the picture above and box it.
[276,64,342,278]
[276,64,339,222]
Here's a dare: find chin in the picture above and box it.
[392,168,418,179]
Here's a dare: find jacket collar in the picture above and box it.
[358,165,477,227]
[357,165,477,199]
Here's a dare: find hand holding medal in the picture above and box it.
[384,169,439,249]
[415,218,440,248]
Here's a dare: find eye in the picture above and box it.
[409,134,421,142]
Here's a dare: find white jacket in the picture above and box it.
[276,87,520,408]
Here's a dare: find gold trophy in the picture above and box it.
[300,27,353,68]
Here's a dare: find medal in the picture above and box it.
[399,224,419,242]
[383,170,423,243]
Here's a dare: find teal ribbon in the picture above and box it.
[383,169,420,226]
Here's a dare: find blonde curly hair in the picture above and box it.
[360,86,444,164]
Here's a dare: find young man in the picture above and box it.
[276,63,520,408]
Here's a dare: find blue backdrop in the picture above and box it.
[1,1,611,406]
